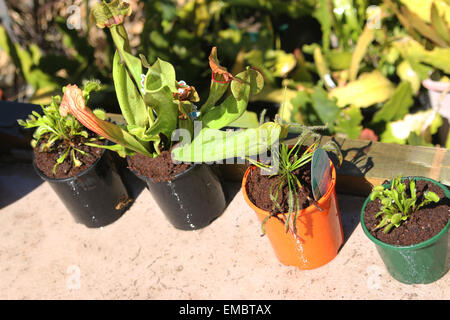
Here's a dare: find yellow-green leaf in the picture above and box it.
[430,2,450,44]
[394,38,450,74]
[329,71,395,108]
[349,26,375,82]
[397,60,421,94]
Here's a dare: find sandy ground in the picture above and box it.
[0,161,448,300]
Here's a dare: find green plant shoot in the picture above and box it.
[62,0,264,160]
[247,124,342,236]
[370,176,440,234]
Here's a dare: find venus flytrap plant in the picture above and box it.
[370,176,440,234]
[18,81,106,174]
[62,0,264,161]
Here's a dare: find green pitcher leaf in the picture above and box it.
[113,52,148,127]
[144,58,177,93]
[200,69,263,130]
[144,86,179,141]
[231,68,264,99]
[172,122,281,163]
[199,79,230,115]
[110,26,144,90]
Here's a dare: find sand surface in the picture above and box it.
[0,162,448,299]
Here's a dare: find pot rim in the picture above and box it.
[32,141,107,183]
[242,159,337,218]
[360,176,450,250]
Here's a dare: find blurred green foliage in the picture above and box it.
[1,0,448,147]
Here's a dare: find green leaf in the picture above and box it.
[199,79,229,115]
[269,51,297,78]
[144,86,179,141]
[110,25,144,88]
[394,38,450,74]
[201,69,262,130]
[425,191,440,203]
[372,82,413,124]
[231,68,264,100]
[91,0,132,28]
[144,58,177,93]
[329,71,395,108]
[309,86,340,130]
[85,142,134,158]
[430,2,450,44]
[171,122,281,163]
[326,49,352,70]
[370,190,382,201]
[313,46,332,89]
[391,213,403,226]
[349,26,375,82]
[53,148,70,174]
[312,0,332,52]
[334,106,363,139]
[396,60,421,94]
[71,148,82,167]
[226,111,259,129]
[400,5,448,47]
[113,52,148,127]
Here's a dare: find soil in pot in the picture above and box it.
[246,165,314,214]
[33,134,131,228]
[363,179,450,246]
[127,151,191,183]
[33,134,104,179]
[246,148,315,214]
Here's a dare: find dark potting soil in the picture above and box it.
[246,164,315,214]
[34,135,105,179]
[127,151,192,183]
[363,179,449,246]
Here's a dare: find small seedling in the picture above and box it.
[370,176,440,234]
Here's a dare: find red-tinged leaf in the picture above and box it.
[90,0,132,29]
[209,46,237,83]
[59,85,152,157]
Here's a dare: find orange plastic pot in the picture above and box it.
[242,161,344,269]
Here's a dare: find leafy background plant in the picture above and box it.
[1,0,449,148]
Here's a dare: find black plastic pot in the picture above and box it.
[33,149,131,228]
[132,163,226,230]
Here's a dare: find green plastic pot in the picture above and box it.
[360,176,450,284]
